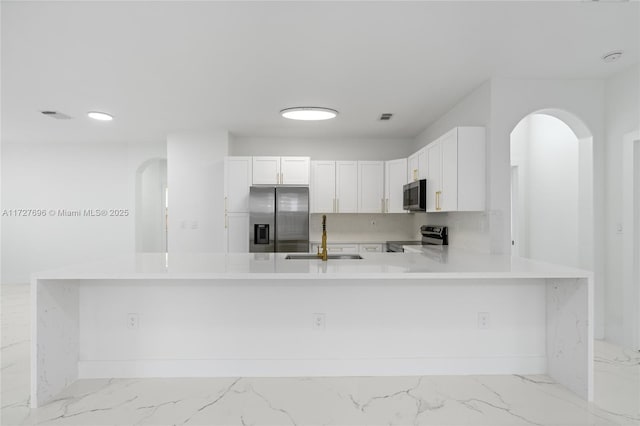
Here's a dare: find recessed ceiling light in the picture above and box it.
[87,111,114,121]
[602,51,623,63]
[280,107,338,121]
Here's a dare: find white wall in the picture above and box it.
[510,114,580,267]
[167,131,229,253]
[603,64,640,347]
[411,81,493,253]
[489,78,606,338]
[230,137,415,160]
[1,141,166,284]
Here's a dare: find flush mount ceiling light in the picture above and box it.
[280,107,338,121]
[87,111,114,121]
[602,51,623,63]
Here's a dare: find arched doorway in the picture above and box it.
[510,110,594,272]
[135,158,168,253]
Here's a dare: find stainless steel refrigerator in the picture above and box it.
[249,186,309,253]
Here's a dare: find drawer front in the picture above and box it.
[310,243,358,253]
[359,244,383,253]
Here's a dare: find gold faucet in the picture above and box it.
[318,214,328,261]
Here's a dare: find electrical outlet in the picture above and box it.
[370,220,376,227]
[477,312,490,329]
[127,313,139,330]
[312,313,326,331]
[616,223,623,234]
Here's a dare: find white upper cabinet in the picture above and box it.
[252,156,310,185]
[426,142,442,212]
[252,156,281,184]
[358,161,385,213]
[384,158,407,213]
[335,161,358,213]
[280,156,310,185]
[310,161,336,213]
[407,147,427,183]
[224,156,253,213]
[310,160,357,213]
[426,127,485,212]
[440,130,459,212]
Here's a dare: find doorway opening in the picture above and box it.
[509,111,593,271]
[135,158,168,253]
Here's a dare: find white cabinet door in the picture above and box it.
[310,161,336,213]
[252,157,280,184]
[336,161,358,213]
[225,212,249,253]
[408,152,419,183]
[426,142,442,212]
[327,243,359,253]
[384,158,407,213]
[281,156,310,185]
[224,157,252,213]
[357,161,384,213]
[440,129,458,212]
[407,147,427,183]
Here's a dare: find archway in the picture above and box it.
[135,158,168,253]
[509,110,594,272]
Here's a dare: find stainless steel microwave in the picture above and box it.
[403,179,427,211]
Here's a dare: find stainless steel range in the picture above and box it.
[386,225,448,252]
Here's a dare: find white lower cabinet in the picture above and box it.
[310,243,358,254]
[310,243,383,254]
[359,243,383,253]
[225,212,249,253]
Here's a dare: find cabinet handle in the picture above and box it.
[386,198,389,213]
[337,199,340,212]
[224,197,228,212]
[225,214,228,229]
[413,169,418,181]
[365,247,376,252]
[333,198,336,213]
[276,173,279,184]
[436,191,442,211]
[381,198,385,213]
[280,173,283,184]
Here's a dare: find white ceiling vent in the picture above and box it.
[40,110,72,119]
[379,113,393,121]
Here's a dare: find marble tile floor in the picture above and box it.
[1,283,638,426]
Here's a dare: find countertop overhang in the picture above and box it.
[32,247,593,281]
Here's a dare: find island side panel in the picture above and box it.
[546,277,593,401]
[77,278,547,378]
[31,278,80,408]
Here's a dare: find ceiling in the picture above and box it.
[1,1,638,144]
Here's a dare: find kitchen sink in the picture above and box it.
[285,254,363,260]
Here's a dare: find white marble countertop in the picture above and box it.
[32,248,592,281]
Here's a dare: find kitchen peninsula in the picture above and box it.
[31,248,593,407]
